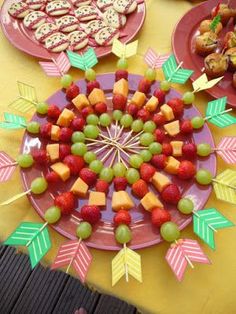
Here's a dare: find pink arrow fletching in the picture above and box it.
[39,52,70,77]
[217,136,236,164]
[144,48,171,69]
[0,151,17,182]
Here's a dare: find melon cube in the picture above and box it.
[152,172,171,192]
[144,96,159,112]
[170,141,183,157]
[51,162,70,181]
[46,144,59,162]
[160,104,174,121]
[164,156,180,175]
[113,78,129,97]
[140,192,163,211]
[112,191,134,211]
[88,191,106,206]
[70,177,88,197]
[72,94,90,111]
[131,91,146,108]
[56,108,75,127]
[164,120,180,137]
[51,125,60,141]
[88,88,106,105]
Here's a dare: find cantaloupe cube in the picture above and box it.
[56,108,75,127]
[164,156,180,175]
[112,191,134,211]
[51,162,70,181]
[51,125,60,141]
[88,88,106,105]
[152,172,171,192]
[170,141,183,157]
[160,104,174,121]
[113,78,129,97]
[88,191,106,206]
[164,120,180,137]
[131,91,146,108]
[72,94,90,111]
[144,96,159,112]
[70,177,88,197]
[140,192,163,211]
[46,144,59,162]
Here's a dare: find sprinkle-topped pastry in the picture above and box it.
[46,0,71,16]
[83,19,106,37]
[8,2,30,19]
[25,0,47,10]
[35,22,59,43]
[95,26,119,46]
[113,0,137,14]
[55,15,79,33]
[75,5,98,21]
[72,0,92,7]
[103,8,126,29]
[96,0,113,11]
[45,32,69,52]
[23,11,47,30]
[68,30,89,50]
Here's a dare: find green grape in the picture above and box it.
[125,168,140,184]
[117,58,128,70]
[177,198,194,214]
[89,160,103,174]
[84,125,99,139]
[131,119,144,133]
[182,91,195,105]
[99,113,111,127]
[160,80,171,92]
[71,143,87,156]
[113,162,126,177]
[143,121,156,133]
[71,131,85,143]
[140,149,152,162]
[84,151,97,164]
[197,143,211,157]
[76,222,92,240]
[195,169,212,185]
[113,110,123,121]
[191,116,204,129]
[149,142,162,154]
[36,102,48,115]
[140,132,154,146]
[60,74,73,88]
[129,154,143,169]
[31,177,48,194]
[144,68,156,82]
[85,68,96,81]
[17,154,34,168]
[120,114,133,128]
[115,224,132,244]
[160,222,180,242]
[99,167,114,182]
[86,114,99,125]
[44,206,61,224]
[26,121,40,134]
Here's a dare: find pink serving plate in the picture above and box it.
[172,0,236,108]
[0,0,145,60]
[20,74,216,250]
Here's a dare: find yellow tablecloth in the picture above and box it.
[1,1,236,313]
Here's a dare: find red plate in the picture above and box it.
[20,74,216,250]
[0,0,145,60]
[172,0,236,108]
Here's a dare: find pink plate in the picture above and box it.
[20,74,216,250]
[0,0,145,60]
[172,0,236,108]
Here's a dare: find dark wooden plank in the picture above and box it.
[0,244,7,258]
[94,295,136,314]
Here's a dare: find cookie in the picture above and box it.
[74,5,98,21]
[82,19,106,37]
[55,15,79,32]
[23,11,47,30]
[68,30,88,50]
[72,0,92,7]
[96,0,113,11]
[113,0,137,14]
[35,22,59,43]
[8,2,30,19]
[45,32,69,52]
[46,0,71,16]
[95,26,119,46]
[25,0,46,10]
[103,8,126,29]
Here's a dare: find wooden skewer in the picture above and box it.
[101,147,116,163]
[109,149,118,167]
[120,155,128,169]
[121,130,133,146]
[124,130,144,146]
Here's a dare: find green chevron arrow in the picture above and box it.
[67,48,98,71]
[193,208,234,250]
[4,222,51,268]
[0,112,27,129]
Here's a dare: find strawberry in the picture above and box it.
[132,179,149,198]
[153,113,166,126]
[154,129,165,143]
[80,205,101,225]
[182,143,197,160]
[31,149,48,165]
[45,171,60,183]
[127,103,139,117]
[161,184,181,204]
[54,192,76,215]
[113,177,128,191]
[140,163,156,182]
[66,84,80,100]
[86,80,100,95]
[40,122,52,139]
[162,142,173,156]
[59,127,73,142]
[137,108,150,122]
[178,160,196,180]
[47,104,61,120]
[71,117,85,131]
[63,155,85,176]
[94,102,107,115]
[151,154,167,169]
[153,89,165,105]
[167,98,184,117]
[115,70,128,81]
[59,144,71,160]
[112,94,127,111]
[81,106,94,118]
[113,210,131,226]
[180,120,193,134]
[79,168,97,187]
[138,78,151,94]
[151,208,171,227]
[95,179,109,194]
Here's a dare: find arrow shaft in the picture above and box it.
[52,58,63,76]
[124,244,129,282]
[0,162,18,169]
[20,96,37,107]
[204,108,233,121]
[184,254,194,269]
[26,222,48,247]
[212,178,236,190]
[66,239,81,273]
[168,61,183,82]
[193,211,217,232]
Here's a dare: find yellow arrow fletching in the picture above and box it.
[17,81,38,103]
[0,189,31,206]
[125,247,142,283]
[213,169,236,205]
[112,39,138,58]
[112,248,126,286]
[192,74,223,92]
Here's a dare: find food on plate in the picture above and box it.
[55,15,79,33]
[204,52,228,78]
[68,30,89,50]
[8,2,30,18]
[95,27,120,46]
[83,20,107,37]
[233,72,236,88]
[96,0,113,11]
[35,23,59,43]
[195,32,218,56]
[23,11,47,30]
[224,31,236,49]
[26,0,46,10]
[103,8,127,29]
[225,47,236,71]
[113,0,137,14]
[46,0,71,16]
[45,33,70,52]
[199,19,222,34]
[74,5,98,21]
[72,0,92,7]
[211,3,236,25]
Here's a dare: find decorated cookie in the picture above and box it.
[72,0,92,7]
[46,0,71,16]
[83,19,106,37]
[25,0,47,10]
[74,5,98,22]
[95,26,119,46]
[96,0,113,11]
[68,30,89,50]
[23,11,47,30]
[35,23,59,43]
[113,0,137,14]
[103,8,126,29]
[55,15,79,33]
[8,2,30,19]
[45,32,69,52]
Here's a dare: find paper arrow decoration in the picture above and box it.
[4,222,51,268]
[193,208,234,249]
[112,39,138,59]
[0,152,17,182]
[144,48,170,69]
[51,239,92,283]
[212,169,236,204]
[216,137,236,164]
[0,112,27,129]
[166,239,210,281]
[67,48,98,71]
[192,73,223,92]
[112,244,142,286]
[39,52,71,77]
[205,97,236,128]
[210,15,221,32]
[9,81,38,113]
